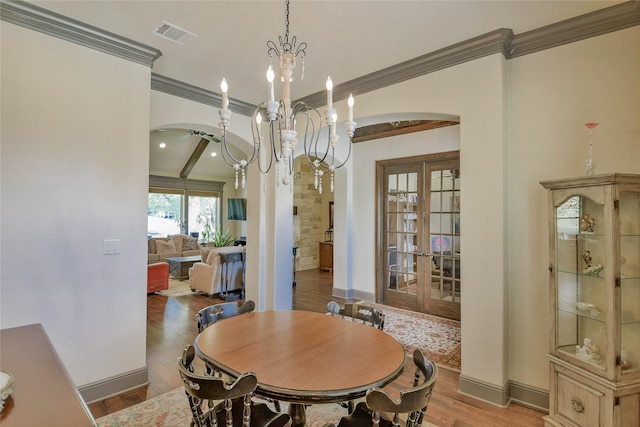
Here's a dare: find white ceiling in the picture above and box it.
[30,0,623,180]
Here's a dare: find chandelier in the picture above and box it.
[217,0,356,193]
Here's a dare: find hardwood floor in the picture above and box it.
[88,269,546,426]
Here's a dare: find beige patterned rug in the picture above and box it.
[156,278,195,297]
[365,302,461,372]
[97,388,438,427]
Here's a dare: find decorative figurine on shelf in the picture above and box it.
[621,350,632,370]
[576,338,591,359]
[583,263,604,276]
[575,338,602,363]
[576,301,600,316]
[580,214,595,233]
[582,251,593,268]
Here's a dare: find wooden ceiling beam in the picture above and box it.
[352,120,459,143]
[180,137,210,179]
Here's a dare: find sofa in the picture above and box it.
[189,246,245,299]
[148,234,200,263]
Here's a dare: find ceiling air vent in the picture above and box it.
[152,21,197,45]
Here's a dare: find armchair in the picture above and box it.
[189,246,245,299]
[147,262,169,294]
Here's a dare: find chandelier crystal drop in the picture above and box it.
[217,0,356,192]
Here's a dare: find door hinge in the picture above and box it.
[549,265,553,273]
[616,356,621,366]
[614,396,621,406]
[615,277,621,288]
[614,199,620,210]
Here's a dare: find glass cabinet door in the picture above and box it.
[555,195,607,371]
[620,190,640,377]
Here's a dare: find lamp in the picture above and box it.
[218,0,356,193]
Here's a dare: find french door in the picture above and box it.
[377,152,461,320]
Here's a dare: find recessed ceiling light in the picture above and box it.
[211,152,217,157]
[159,142,166,148]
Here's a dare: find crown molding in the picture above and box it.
[151,74,257,117]
[0,0,161,67]
[3,0,638,115]
[509,1,640,58]
[297,28,514,109]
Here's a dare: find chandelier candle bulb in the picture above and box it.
[267,66,275,102]
[220,78,229,109]
[326,77,333,109]
[348,94,354,123]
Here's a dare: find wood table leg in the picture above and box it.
[288,403,306,427]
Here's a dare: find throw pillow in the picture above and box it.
[156,239,177,254]
[148,239,158,254]
[171,234,185,251]
[183,236,198,251]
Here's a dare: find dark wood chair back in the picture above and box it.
[327,301,385,330]
[334,349,438,427]
[196,300,256,332]
[177,344,291,427]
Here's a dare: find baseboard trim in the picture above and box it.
[79,367,149,404]
[509,380,550,412]
[331,287,377,301]
[458,374,510,407]
[459,375,550,411]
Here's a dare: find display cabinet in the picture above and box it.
[540,174,640,427]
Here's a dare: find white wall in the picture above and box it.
[506,26,640,390]
[343,26,639,399]
[0,23,151,387]
[343,54,510,390]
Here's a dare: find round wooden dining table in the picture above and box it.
[195,310,406,427]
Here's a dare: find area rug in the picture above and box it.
[365,302,461,371]
[97,388,438,427]
[156,278,195,297]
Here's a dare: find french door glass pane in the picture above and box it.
[429,169,461,303]
[386,172,418,296]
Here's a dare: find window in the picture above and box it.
[148,190,183,238]
[148,175,225,239]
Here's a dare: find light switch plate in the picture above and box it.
[104,239,120,254]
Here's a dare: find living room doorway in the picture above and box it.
[292,157,334,285]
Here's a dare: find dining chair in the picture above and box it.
[197,300,256,332]
[329,349,438,427]
[196,300,256,377]
[327,300,386,413]
[195,300,281,411]
[327,301,385,330]
[178,344,292,427]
